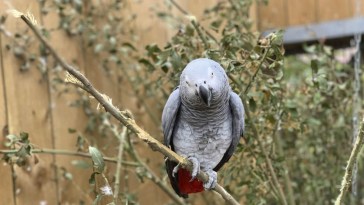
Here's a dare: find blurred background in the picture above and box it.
[0,0,364,204]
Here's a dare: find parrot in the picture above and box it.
[162,58,245,198]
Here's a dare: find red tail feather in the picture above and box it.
[177,168,204,195]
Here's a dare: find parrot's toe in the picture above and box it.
[172,163,181,178]
[203,169,217,190]
[187,156,200,181]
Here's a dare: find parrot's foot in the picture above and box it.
[187,156,201,181]
[172,163,181,178]
[172,156,201,181]
[203,169,217,190]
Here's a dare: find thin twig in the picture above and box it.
[243,47,270,95]
[191,20,209,49]
[272,109,295,205]
[113,127,127,203]
[335,117,364,205]
[169,0,218,45]
[119,66,160,126]
[126,134,186,205]
[242,100,288,205]
[170,0,188,15]
[233,45,288,205]
[11,165,17,205]
[17,13,239,205]
[0,148,139,166]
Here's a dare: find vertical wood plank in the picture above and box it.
[317,0,353,22]
[286,0,316,26]
[40,1,93,204]
[128,0,169,50]
[250,1,258,31]
[81,2,121,204]
[257,0,286,30]
[0,2,15,204]
[1,1,57,204]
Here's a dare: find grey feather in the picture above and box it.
[214,92,245,171]
[162,58,245,197]
[162,88,181,146]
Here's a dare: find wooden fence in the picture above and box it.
[0,0,362,205]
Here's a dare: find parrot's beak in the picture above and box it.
[199,85,212,107]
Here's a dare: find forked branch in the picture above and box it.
[13,12,240,205]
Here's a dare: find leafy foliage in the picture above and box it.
[136,1,358,205]
[1,0,362,204]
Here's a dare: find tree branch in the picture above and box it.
[126,133,186,205]
[16,13,240,205]
[169,0,218,44]
[242,99,288,205]
[232,45,288,205]
[0,148,138,166]
[335,117,364,205]
[113,127,127,203]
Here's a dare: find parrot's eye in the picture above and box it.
[211,72,214,78]
[204,81,206,84]
[195,84,198,87]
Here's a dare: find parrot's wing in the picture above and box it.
[162,88,186,197]
[162,87,181,147]
[214,92,245,171]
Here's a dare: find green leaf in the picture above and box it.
[68,128,76,133]
[89,146,105,173]
[210,19,222,32]
[19,132,29,144]
[121,42,137,51]
[89,172,97,185]
[93,194,102,205]
[71,160,92,169]
[5,134,18,147]
[94,44,104,53]
[311,59,319,74]
[248,98,256,112]
[270,30,284,45]
[185,25,195,36]
[64,172,73,180]
[139,58,155,72]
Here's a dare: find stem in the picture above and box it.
[191,20,209,49]
[113,127,127,202]
[243,47,270,95]
[242,100,288,205]
[0,148,139,166]
[230,44,287,204]
[335,117,364,205]
[169,0,188,15]
[11,165,17,205]
[272,110,295,205]
[169,0,218,44]
[17,14,239,205]
[126,134,187,205]
[119,66,160,126]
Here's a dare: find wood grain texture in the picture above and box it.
[1,1,57,205]
[317,0,353,22]
[0,2,15,204]
[40,1,93,204]
[257,0,286,30]
[287,0,316,26]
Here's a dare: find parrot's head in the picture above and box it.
[180,58,230,108]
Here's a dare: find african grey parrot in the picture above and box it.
[162,58,245,198]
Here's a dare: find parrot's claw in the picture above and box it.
[187,156,200,181]
[172,163,181,178]
[203,169,217,190]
